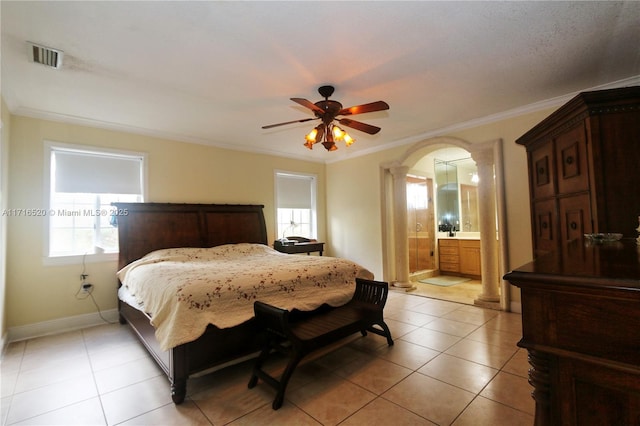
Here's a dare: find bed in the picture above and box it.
[113,202,372,403]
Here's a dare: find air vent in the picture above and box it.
[27,42,63,69]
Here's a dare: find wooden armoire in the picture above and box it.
[506,86,640,425]
[516,86,640,257]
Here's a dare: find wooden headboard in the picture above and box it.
[112,203,268,270]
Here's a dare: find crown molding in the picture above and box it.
[326,75,640,163]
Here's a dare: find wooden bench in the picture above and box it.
[248,278,394,410]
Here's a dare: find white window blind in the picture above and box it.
[45,143,145,260]
[276,174,313,209]
[275,172,317,239]
[53,150,143,194]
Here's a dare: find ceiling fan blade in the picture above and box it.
[338,101,389,116]
[262,117,317,129]
[291,98,326,114]
[338,118,381,135]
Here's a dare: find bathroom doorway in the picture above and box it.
[381,136,508,310]
[407,147,483,305]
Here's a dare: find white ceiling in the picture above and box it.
[2,1,639,163]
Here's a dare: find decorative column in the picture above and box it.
[390,165,412,288]
[470,149,500,304]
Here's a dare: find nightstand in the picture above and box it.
[274,239,324,256]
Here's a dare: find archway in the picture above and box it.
[380,136,510,310]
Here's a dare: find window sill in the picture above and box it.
[43,252,118,266]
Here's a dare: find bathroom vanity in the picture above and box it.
[438,235,481,278]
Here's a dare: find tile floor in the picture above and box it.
[1,291,534,425]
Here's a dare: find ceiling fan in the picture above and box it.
[262,85,390,151]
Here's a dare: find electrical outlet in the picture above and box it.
[81,283,93,294]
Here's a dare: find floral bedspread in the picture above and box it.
[116,243,373,350]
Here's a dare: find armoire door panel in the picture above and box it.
[555,125,589,195]
[531,142,555,200]
[559,194,592,243]
[533,199,557,254]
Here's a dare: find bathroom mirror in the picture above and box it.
[435,159,459,232]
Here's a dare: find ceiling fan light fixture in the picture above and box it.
[305,128,318,143]
[326,127,334,143]
[315,124,325,142]
[343,133,355,146]
[304,123,355,151]
[331,125,355,146]
[332,125,345,140]
[304,125,326,149]
[322,141,338,151]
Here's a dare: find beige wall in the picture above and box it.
[1,98,10,341]
[325,153,387,275]
[325,108,556,305]
[6,115,325,329]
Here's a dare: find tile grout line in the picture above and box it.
[82,328,110,426]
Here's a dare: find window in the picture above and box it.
[45,142,146,259]
[275,172,317,239]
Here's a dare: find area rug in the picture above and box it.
[419,276,471,287]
